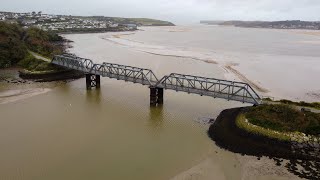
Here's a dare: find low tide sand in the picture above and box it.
[0,88,51,105]
[99,27,320,102]
[170,155,299,180]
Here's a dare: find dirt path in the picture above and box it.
[29,51,51,62]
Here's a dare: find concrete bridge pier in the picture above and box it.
[157,88,164,104]
[86,74,101,90]
[150,87,164,106]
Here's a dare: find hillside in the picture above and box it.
[0,21,64,68]
[73,16,175,26]
[201,20,320,30]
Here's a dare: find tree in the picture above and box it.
[0,21,64,68]
[0,22,27,68]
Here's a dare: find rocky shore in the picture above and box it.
[1,66,84,82]
[208,108,320,179]
[19,69,84,82]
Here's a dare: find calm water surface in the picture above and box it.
[1,26,312,180]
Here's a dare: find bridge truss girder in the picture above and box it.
[52,54,262,105]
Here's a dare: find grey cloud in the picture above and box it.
[0,0,319,24]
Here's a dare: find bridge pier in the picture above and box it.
[150,87,164,106]
[86,74,101,90]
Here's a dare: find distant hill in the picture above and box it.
[71,16,175,26]
[0,11,175,33]
[200,20,320,30]
[115,18,175,26]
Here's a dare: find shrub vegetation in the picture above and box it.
[0,21,64,69]
[245,104,320,136]
[18,53,60,72]
[263,98,320,110]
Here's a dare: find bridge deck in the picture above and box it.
[52,54,262,105]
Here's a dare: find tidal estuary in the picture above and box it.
[1,25,319,179]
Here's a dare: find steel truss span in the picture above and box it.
[52,54,158,86]
[155,73,261,105]
[52,54,262,105]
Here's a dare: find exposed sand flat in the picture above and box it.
[224,65,269,93]
[158,26,191,32]
[96,26,320,102]
[171,155,299,180]
[0,88,51,105]
[170,158,227,180]
[287,30,320,37]
[138,50,218,64]
[112,33,135,39]
[237,155,300,180]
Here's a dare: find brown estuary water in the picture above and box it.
[1,25,319,180]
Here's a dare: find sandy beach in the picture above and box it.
[0,88,51,105]
[170,155,299,180]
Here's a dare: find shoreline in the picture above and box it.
[208,107,320,179]
[0,88,51,105]
[0,67,84,105]
[205,24,320,32]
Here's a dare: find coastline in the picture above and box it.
[0,88,51,105]
[0,67,83,105]
[207,107,320,179]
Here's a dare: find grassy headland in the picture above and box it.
[236,104,320,142]
[74,16,175,27]
[263,98,320,110]
[126,18,175,26]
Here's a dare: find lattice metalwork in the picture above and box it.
[52,54,158,86]
[155,73,262,105]
[52,54,262,104]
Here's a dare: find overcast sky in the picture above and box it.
[1,0,320,24]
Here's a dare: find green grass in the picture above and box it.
[245,104,320,136]
[128,18,175,26]
[18,53,61,72]
[236,113,291,141]
[263,98,320,110]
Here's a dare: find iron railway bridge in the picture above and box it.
[52,54,262,105]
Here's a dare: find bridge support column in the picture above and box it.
[157,88,164,104]
[150,87,164,106]
[150,87,158,106]
[86,74,101,90]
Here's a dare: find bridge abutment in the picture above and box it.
[150,87,164,106]
[86,74,101,90]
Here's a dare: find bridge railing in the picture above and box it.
[155,73,262,105]
[52,55,95,72]
[52,54,158,86]
[52,54,262,104]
